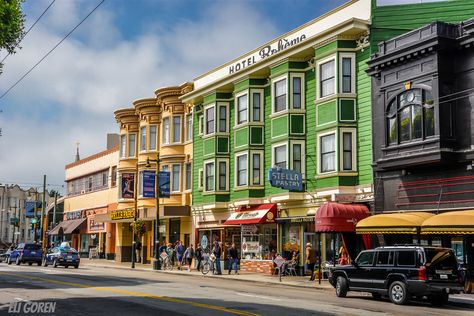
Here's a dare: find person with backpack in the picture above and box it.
[175,241,184,271]
[195,243,203,272]
[183,244,195,272]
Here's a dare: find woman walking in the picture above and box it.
[183,244,195,272]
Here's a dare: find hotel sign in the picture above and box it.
[268,168,303,192]
[111,209,135,221]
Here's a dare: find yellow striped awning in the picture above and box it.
[356,212,434,234]
[421,210,474,234]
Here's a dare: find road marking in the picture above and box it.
[235,292,281,301]
[0,272,259,316]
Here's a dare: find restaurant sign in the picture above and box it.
[111,209,135,221]
[241,241,260,253]
[268,168,303,191]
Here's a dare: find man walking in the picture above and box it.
[195,243,203,272]
[305,242,316,281]
[212,241,222,275]
[135,239,142,263]
[176,241,184,271]
[227,243,239,275]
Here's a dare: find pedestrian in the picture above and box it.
[176,240,184,271]
[166,243,173,262]
[305,242,317,281]
[227,243,239,275]
[135,239,142,263]
[158,241,167,255]
[183,244,195,272]
[212,241,222,275]
[195,243,203,272]
[338,245,349,265]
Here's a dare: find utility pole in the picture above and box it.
[40,175,46,244]
[52,191,58,230]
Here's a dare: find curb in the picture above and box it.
[81,262,333,291]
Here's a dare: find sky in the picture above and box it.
[0,0,346,194]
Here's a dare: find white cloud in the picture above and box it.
[0,0,280,191]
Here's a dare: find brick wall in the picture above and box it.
[240,260,273,274]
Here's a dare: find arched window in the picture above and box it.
[386,88,434,145]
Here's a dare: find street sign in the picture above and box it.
[268,168,303,191]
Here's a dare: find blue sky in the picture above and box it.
[0,0,346,193]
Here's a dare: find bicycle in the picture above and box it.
[201,253,216,275]
[159,253,174,271]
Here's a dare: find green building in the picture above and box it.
[182,0,373,273]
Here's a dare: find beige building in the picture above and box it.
[112,83,193,263]
[55,137,119,259]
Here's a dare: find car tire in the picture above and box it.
[53,259,58,268]
[335,276,348,298]
[15,256,21,265]
[372,293,382,300]
[7,256,12,265]
[37,262,41,266]
[28,262,33,266]
[74,265,79,269]
[65,265,69,268]
[429,292,449,306]
[389,281,409,305]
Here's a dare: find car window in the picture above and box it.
[397,251,415,266]
[53,248,60,253]
[376,251,394,266]
[17,243,25,249]
[425,249,458,269]
[25,244,41,251]
[356,251,375,266]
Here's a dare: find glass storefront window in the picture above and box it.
[241,224,277,260]
[282,223,300,255]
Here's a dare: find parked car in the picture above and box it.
[0,248,13,263]
[328,246,464,305]
[43,247,80,268]
[7,243,43,266]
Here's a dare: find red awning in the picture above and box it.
[315,202,369,232]
[224,204,277,225]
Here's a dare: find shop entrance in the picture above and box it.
[303,232,318,274]
[169,218,180,243]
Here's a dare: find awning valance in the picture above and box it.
[356,212,433,234]
[49,218,86,235]
[315,202,369,233]
[224,204,277,225]
[421,210,474,234]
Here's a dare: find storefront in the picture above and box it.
[49,217,87,251]
[223,204,277,274]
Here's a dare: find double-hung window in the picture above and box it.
[128,134,136,157]
[205,106,215,135]
[198,168,203,190]
[273,144,287,169]
[149,125,157,150]
[185,115,192,142]
[292,77,302,109]
[252,92,261,121]
[320,60,335,98]
[218,161,227,191]
[292,143,302,173]
[219,105,227,132]
[342,132,353,171]
[341,57,352,93]
[140,127,146,151]
[320,134,336,173]
[120,135,126,158]
[274,78,287,113]
[237,94,248,124]
[162,117,170,144]
[185,163,192,191]
[205,162,215,191]
[172,164,180,192]
[252,153,261,185]
[173,116,181,143]
[237,154,247,186]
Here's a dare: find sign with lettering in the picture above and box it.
[159,171,170,198]
[241,241,260,253]
[241,225,258,234]
[142,170,155,198]
[268,168,303,191]
[111,209,135,221]
[66,210,83,220]
[121,173,135,199]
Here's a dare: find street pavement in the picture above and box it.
[0,261,473,316]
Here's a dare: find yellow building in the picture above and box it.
[111,83,193,263]
[56,139,119,259]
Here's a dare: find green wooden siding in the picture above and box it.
[203,137,215,156]
[192,111,203,205]
[315,41,337,57]
[235,128,249,148]
[305,69,317,192]
[317,100,337,126]
[271,115,288,138]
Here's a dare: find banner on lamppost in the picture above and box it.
[142,170,156,198]
[121,173,135,199]
[159,171,170,198]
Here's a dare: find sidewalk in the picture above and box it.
[80,259,333,290]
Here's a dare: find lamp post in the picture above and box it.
[146,155,161,270]
[131,164,138,269]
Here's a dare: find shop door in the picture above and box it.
[184,234,190,248]
[169,218,180,244]
[303,233,318,274]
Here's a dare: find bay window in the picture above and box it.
[237,153,248,186]
[172,164,180,192]
[149,125,157,150]
[173,116,181,143]
[274,78,287,113]
[320,134,335,173]
[140,127,146,151]
[128,134,136,157]
[162,117,170,144]
[320,59,335,98]
[205,106,215,135]
[273,144,287,169]
[237,94,248,124]
[205,162,215,191]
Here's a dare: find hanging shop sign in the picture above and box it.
[111,209,135,221]
[268,168,303,191]
[121,173,135,199]
[142,170,156,198]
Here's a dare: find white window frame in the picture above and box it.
[235,91,248,126]
[250,150,264,186]
[171,163,181,193]
[198,168,203,190]
[185,114,193,142]
[290,73,305,110]
[204,159,215,192]
[290,140,305,178]
[217,102,230,133]
[217,158,229,191]
[235,152,248,187]
[317,55,337,100]
[162,117,170,145]
[339,53,356,94]
[271,142,288,169]
[120,134,126,158]
[271,74,288,115]
[198,115,204,136]
[250,88,264,122]
[340,128,357,172]
[172,115,182,144]
[317,130,337,175]
[140,126,147,152]
[149,125,157,151]
[185,162,192,192]
[204,104,215,136]
[128,133,137,157]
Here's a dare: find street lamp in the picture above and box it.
[146,155,161,270]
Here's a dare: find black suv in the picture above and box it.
[328,246,463,305]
